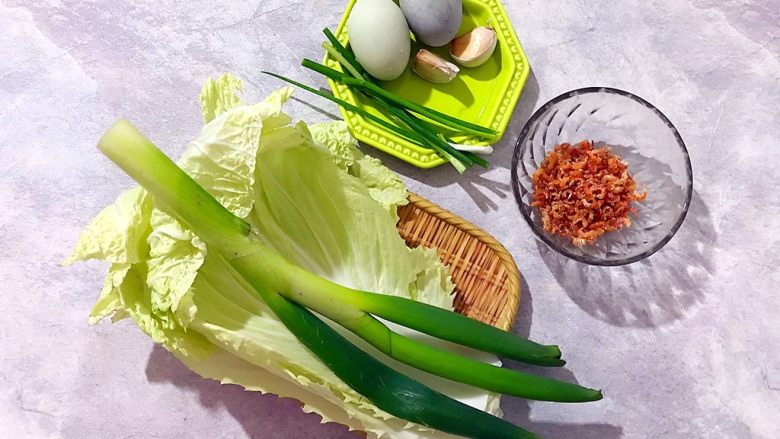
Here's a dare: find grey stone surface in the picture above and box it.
[1,0,778,437]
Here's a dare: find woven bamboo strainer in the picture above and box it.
[397,193,520,331]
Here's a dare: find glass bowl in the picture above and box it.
[511,87,693,266]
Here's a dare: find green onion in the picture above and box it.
[323,27,366,78]
[321,42,363,80]
[233,252,599,402]
[98,120,603,437]
[319,41,475,171]
[233,250,604,402]
[451,142,494,155]
[261,71,418,143]
[333,312,601,402]
[378,94,474,168]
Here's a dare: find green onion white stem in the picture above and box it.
[322,42,363,79]
[451,143,494,154]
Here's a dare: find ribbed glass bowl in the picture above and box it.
[511,88,693,266]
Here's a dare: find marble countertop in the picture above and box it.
[1,0,778,437]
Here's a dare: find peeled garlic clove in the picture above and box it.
[450,26,498,68]
[412,49,460,84]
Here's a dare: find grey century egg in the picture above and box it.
[400,0,463,47]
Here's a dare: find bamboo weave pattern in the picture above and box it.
[397,194,520,331]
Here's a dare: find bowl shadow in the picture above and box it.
[536,191,716,327]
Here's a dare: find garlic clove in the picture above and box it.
[412,49,460,84]
[450,26,498,68]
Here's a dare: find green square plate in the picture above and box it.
[324,0,530,168]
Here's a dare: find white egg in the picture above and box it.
[347,0,411,81]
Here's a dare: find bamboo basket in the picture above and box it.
[397,193,520,331]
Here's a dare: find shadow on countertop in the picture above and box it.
[498,275,623,439]
[538,191,716,328]
[145,345,357,438]
[502,396,623,439]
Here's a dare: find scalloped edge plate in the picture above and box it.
[324,0,530,168]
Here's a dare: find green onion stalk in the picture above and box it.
[97,120,602,438]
